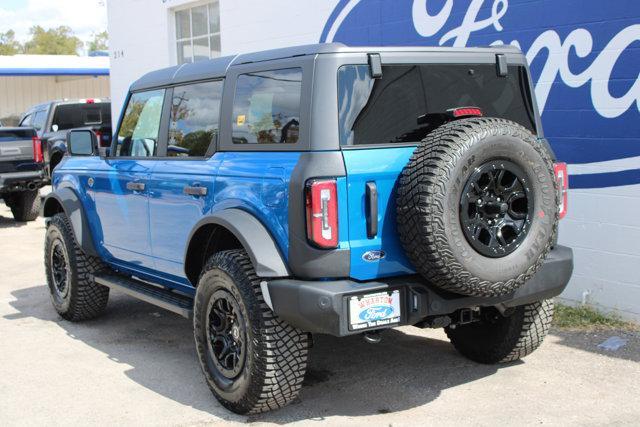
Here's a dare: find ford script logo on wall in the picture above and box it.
[362,250,386,261]
[321,0,640,188]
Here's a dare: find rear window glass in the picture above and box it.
[338,64,536,146]
[50,103,111,131]
[232,68,302,145]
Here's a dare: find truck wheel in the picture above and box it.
[9,190,41,222]
[194,250,309,414]
[44,213,109,321]
[396,118,558,297]
[446,299,554,364]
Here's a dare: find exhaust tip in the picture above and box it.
[363,331,382,344]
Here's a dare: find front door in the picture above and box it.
[93,88,166,270]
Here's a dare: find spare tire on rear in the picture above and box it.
[396,118,558,297]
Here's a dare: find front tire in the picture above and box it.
[194,250,309,414]
[44,213,109,321]
[445,299,554,364]
[9,190,41,222]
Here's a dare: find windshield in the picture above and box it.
[337,64,536,146]
[50,103,111,132]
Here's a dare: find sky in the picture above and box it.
[0,0,108,46]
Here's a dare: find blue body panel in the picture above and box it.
[54,146,420,288]
[342,146,417,280]
[54,152,301,291]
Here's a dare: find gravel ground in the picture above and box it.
[0,198,639,426]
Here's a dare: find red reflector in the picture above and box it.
[305,179,338,248]
[86,98,95,104]
[32,137,43,163]
[554,162,568,219]
[451,107,483,118]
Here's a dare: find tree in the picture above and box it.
[88,31,108,52]
[0,30,22,55]
[23,26,82,55]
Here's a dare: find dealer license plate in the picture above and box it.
[348,290,401,331]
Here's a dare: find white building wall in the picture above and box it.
[106,0,640,321]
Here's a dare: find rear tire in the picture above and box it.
[445,299,554,364]
[194,250,309,414]
[9,190,40,222]
[44,213,110,321]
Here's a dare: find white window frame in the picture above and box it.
[172,1,221,65]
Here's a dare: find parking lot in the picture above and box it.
[0,195,639,426]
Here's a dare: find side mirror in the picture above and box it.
[67,130,97,156]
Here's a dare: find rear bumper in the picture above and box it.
[267,245,573,336]
[0,170,45,192]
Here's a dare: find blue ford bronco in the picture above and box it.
[43,43,573,414]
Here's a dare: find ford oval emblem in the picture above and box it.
[362,250,385,262]
[359,305,394,321]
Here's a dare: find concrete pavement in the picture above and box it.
[0,200,638,426]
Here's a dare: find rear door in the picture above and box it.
[147,80,224,282]
[338,62,537,280]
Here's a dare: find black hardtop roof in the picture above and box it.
[130,42,522,92]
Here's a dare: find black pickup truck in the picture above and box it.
[20,99,112,180]
[0,127,45,221]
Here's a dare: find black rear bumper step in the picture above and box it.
[95,274,193,318]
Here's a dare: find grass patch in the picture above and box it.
[553,303,638,331]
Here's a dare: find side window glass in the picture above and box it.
[232,68,301,144]
[116,89,165,157]
[168,80,223,157]
[20,114,32,127]
[32,110,47,131]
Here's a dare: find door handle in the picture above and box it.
[126,181,145,191]
[365,181,378,238]
[183,185,207,196]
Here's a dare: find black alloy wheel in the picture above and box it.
[206,289,247,379]
[50,239,70,299]
[460,159,533,258]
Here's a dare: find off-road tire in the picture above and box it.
[446,299,554,364]
[44,213,109,321]
[9,189,41,222]
[194,249,309,414]
[396,117,558,297]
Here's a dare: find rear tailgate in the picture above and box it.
[338,61,538,281]
[0,127,39,173]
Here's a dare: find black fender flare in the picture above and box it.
[43,188,98,257]
[185,209,290,279]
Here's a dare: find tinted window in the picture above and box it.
[338,64,536,146]
[168,80,222,157]
[32,110,47,131]
[232,68,301,144]
[116,90,165,157]
[50,103,111,131]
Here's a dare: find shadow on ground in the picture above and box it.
[0,213,28,229]
[551,327,640,363]
[4,284,518,423]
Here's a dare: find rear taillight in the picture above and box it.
[305,179,338,248]
[554,162,568,219]
[32,137,43,163]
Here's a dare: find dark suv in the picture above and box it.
[43,43,573,414]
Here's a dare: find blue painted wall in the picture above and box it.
[321,0,640,189]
